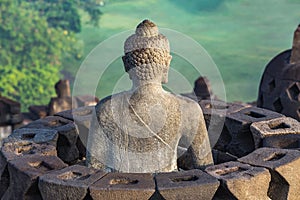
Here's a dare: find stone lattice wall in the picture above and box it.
[1,102,300,199]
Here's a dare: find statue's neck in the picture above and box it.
[131,81,164,95]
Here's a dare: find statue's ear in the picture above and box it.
[166,54,172,67]
[122,55,130,73]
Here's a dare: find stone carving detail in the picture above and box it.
[1,103,300,199]
[257,25,300,121]
[86,20,213,173]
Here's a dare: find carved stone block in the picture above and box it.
[3,155,67,200]
[212,149,237,165]
[48,97,74,116]
[90,173,155,200]
[238,148,300,200]
[251,117,300,149]
[155,169,219,200]
[2,139,57,161]
[225,107,283,157]
[73,106,94,158]
[56,106,94,158]
[0,140,57,198]
[22,116,80,163]
[54,109,74,121]
[29,105,48,119]
[0,96,21,114]
[39,165,106,200]
[10,128,58,146]
[206,161,270,200]
[199,100,246,151]
[75,95,98,107]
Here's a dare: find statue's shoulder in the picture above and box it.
[166,93,202,118]
[95,92,127,113]
[168,93,201,108]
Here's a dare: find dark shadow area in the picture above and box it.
[169,0,225,12]
[267,170,289,200]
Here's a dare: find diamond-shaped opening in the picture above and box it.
[288,83,300,101]
[273,98,283,113]
[268,79,276,92]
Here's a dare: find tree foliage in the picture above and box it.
[0,0,100,111]
[25,0,102,31]
[26,0,82,33]
[0,65,60,110]
[78,0,103,26]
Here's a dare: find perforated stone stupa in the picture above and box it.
[258,24,300,121]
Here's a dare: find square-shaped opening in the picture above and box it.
[171,175,199,182]
[244,111,266,118]
[109,177,138,185]
[215,166,247,176]
[21,133,36,140]
[268,122,290,130]
[264,153,286,161]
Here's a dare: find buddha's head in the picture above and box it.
[122,20,172,84]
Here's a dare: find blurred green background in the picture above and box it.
[1,0,299,110]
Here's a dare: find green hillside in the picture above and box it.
[64,0,300,102]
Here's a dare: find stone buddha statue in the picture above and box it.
[86,20,213,173]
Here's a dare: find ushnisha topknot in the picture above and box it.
[135,19,158,37]
[124,19,170,53]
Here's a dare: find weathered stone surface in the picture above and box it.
[29,105,48,119]
[1,139,57,160]
[0,103,11,126]
[0,96,21,114]
[155,169,219,200]
[3,155,67,200]
[48,96,75,116]
[257,25,300,121]
[75,95,99,107]
[239,147,300,200]
[22,116,73,131]
[56,106,94,158]
[0,138,57,198]
[199,100,246,151]
[72,106,94,128]
[55,79,71,98]
[0,139,57,198]
[10,128,58,146]
[90,172,155,200]
[0,125,12,145]
[22,116,80,163]
[206,161,270,200]
[0,96,23,126]
[54,109,74,121]
[10,113,23,125]
[212,149,237,165]
[193,76,212,100]
[0,164,9,198]
[73,106,94,158]
[88,20,213,172]
[251,117,300,149]
[56,124,79,164]
[39,165,106,200]
[225,106,283,157]
[0,149,10,197]
[47,79,76,115]
[290,24,300,64]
